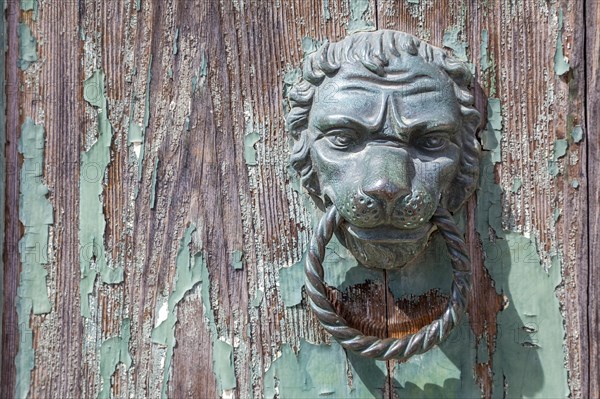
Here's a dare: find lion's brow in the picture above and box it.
[335,72,438,88]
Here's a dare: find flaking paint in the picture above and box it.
[80,70,123,318]
[98,319,132,399]
[476,109,569,397]
[554,8,570,76]
[264,340,387,398]
[151,224,237,396]
[151,225,203,399]
[480,29,490,71]
[442,26,468,62]
[150,157,159,209]
[15,118,53,399]
[571,125,583,143]
[20,0,38,20]
[232,250,244,270]
[17,23,37,70]
[347,0,375,34]
[481,98,502,164]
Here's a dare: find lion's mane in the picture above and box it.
[286,30,481,212]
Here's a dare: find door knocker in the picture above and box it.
[286,30,481,361]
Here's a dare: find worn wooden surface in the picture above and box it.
[1,0,596,398]
[585,0,599,396]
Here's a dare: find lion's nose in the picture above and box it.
[362,177,411,203]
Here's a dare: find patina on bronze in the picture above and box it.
[287,30,481,361]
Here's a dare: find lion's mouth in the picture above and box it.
[342,222,435,243]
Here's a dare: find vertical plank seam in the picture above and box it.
[2,0,21,396]
[583,0,591,397]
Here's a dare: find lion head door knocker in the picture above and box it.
[286,30,481,361]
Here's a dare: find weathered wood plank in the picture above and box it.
[1,0,21,396]
[377,0,587,397]
[585,0,600,396]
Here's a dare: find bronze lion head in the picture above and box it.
[287,30,481,269]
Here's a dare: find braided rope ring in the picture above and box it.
[304,205,472,361]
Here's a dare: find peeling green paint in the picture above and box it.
[489,232,568,397]
[548,161,560,178]
[231,250,243,270]
[139,56,153,183]
[406,0,419,4]
[476,105,569,397]
[200,50,208,78]
[347,0,375,34]
[244,131,261,166]
[152,225,203,399]
[476,335,490,364]
[283,67,302,115]
[480,29,490,71]
[128,56,153,200]
[150,157,159,209]
[442,26,468,62]
[20,0,38,20]
[392,322,479,397]
[128,121,143,145]
[301,37,322,57]
[153,225,236,396]
[279,256,304,307]
[135,0,141,11]
[198,234,237,394]
[20,0,35,10]
[552,208,561,224]
[511,177,522,193]
[481,98,502,164]
[264,340,387,398]
[213,339,236,393]
[80,70,123,318]
[15,118,53,399]
[571,179,579,189]
[251,289,263,307]
[322,0,331,21]
[98,319,132,399]
[17,118,52,314]
[173,28,179,56]
[192,50,208,93]
[571,125,583,143]
[17,23,37,70]
[554,8,570,76]
[127,55,152,173]
[553,139,568,159]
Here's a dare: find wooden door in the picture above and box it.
[1,0,597,398]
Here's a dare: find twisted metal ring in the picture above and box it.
[304,205,471,361]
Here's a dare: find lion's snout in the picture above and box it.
[337,189,436,229]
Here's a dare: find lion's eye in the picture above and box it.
[326,130,358,149]
[416,134,449,151]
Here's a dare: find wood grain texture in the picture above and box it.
[378,0,588,396]
[585,0,599,397]
[1,0,22,396]
[1,0,594,398]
